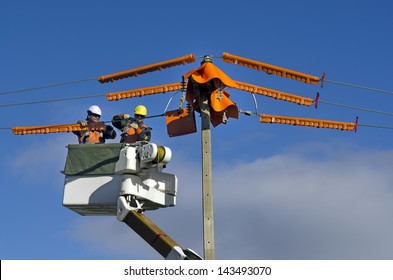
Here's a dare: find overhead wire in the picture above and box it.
[1,68,393,131]
[0,93,106,107]
[1,89,393,129]
[0,77,97,95]
[2,66,393,96]
[315,99,393,117]
[0,90,385,113]
[357,124,393,130]
[323,79,393,95]
[238,110,393,131]
[4,115,393,131]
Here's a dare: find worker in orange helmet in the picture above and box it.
[73,105,117,144]
[112,105,152,143]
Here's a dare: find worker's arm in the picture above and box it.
[72,120,88,137]
[137,125,151,141]
[112,114,137,131]
[103,125,117,140]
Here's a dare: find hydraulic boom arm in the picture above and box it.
[117,197,202,260]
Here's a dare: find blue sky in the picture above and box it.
[1,0,393,260]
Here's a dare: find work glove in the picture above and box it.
[105,125,113,133]
[123,113,131,119]
[130,121,139,129]
[78,120,88,127]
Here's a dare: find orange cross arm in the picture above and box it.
[98,54,195,83]
[260,114,357,131]
[106,82,183,101]
[222,52,320,85]
[12,122,105,135]
[232,80,314,106]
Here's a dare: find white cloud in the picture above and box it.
[8,134,74,190]
[67,216,161,259]
[66,144,393,259]
[211,147,393,259]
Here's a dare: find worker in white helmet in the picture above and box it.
[73,105,117,144]
[112,105,151,143]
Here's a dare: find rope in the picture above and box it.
[163,91,180,113]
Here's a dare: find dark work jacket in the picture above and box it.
[112,114,151,143]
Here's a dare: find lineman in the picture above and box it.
[112,105,152,143]
[74,105,117,144]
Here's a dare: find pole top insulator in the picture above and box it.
[201,55,213,64]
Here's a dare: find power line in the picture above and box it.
[239,111,393,131]
[1,69,393,97]
[2,89,393,122]
[316,99,393,117]
[0,77,97,95]
[0,93,106,107]
[357,124,393,130]
[1,71,393,130]
[3,116,393,132]
[324,79,393,95]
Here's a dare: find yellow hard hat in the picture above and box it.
[134,105,147,116]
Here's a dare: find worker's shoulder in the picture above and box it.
[112,114,124,119]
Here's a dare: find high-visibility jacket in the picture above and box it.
[120,123,151,143]
[78,130,104,144]
[112,114,151,143]
[73,120,117,144]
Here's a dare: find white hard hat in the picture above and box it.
[87,105,102,116]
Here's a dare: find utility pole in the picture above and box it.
[194,78,215,260]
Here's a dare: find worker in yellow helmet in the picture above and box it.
[112,105,152,143]
[74,105,117,144]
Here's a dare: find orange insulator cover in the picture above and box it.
[106,83,182,101]
[259,114,356,131]
[209,89,239,127]
[233,80,314,106]
[98,54,195,83]
[183,62,238,88]
[222,52,320,85]
[184,62,239,127]
[165,108,197,137]
[12,122,105,135]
